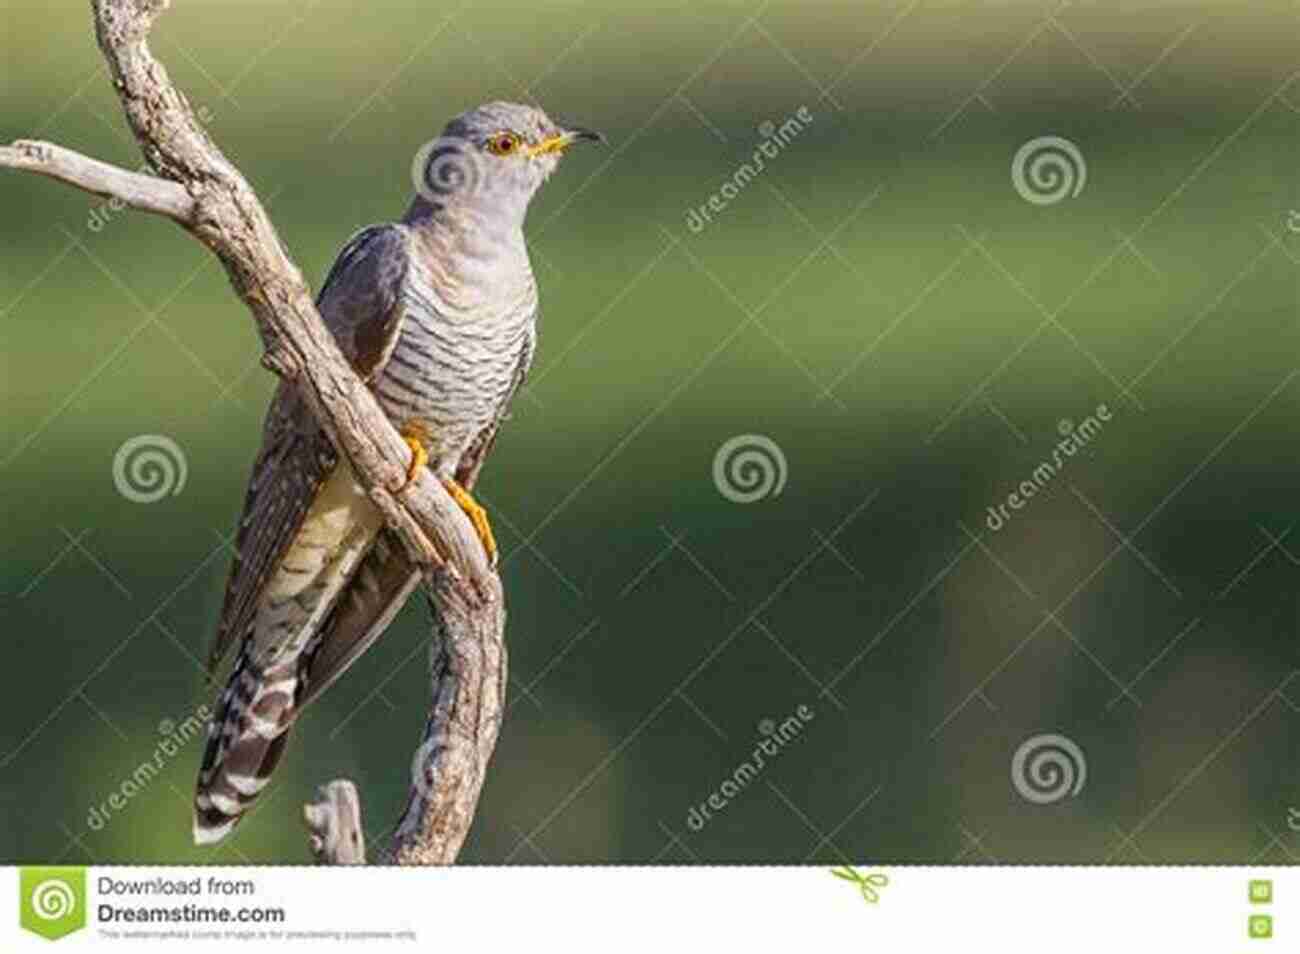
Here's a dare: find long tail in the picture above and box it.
[195,564,430,848]
[194,462,387,846]
[192,532,421,845]
[193,649,299,845]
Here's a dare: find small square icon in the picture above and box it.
[1251,880,1274,904]
[1249,914,1273,939]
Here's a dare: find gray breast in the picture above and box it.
[373,243,536,475]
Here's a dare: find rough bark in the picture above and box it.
[1,0,507,865]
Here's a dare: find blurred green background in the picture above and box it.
[2,0,1297,864]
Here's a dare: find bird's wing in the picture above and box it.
[207,224,412,672]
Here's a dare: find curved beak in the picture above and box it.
[563,125,605,145]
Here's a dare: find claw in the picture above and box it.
[442,478,497,567]
[399,426,428,490]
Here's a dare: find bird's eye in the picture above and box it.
[486,133,521,156]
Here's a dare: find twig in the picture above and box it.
[0,140,192,220]
[304,781,367,865]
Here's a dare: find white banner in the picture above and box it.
[4,865,1291,951]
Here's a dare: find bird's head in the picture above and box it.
[410,101,603,226]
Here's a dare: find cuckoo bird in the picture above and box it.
[193,102,602,845]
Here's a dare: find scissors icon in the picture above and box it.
[830,865,889,903]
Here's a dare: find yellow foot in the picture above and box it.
[399,425,429,490]
[442,478,498,567]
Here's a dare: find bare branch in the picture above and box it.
[392,579,507,864]
[0,0,507,863]
[0,140,192,220]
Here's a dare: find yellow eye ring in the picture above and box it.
[486,132,522,156]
